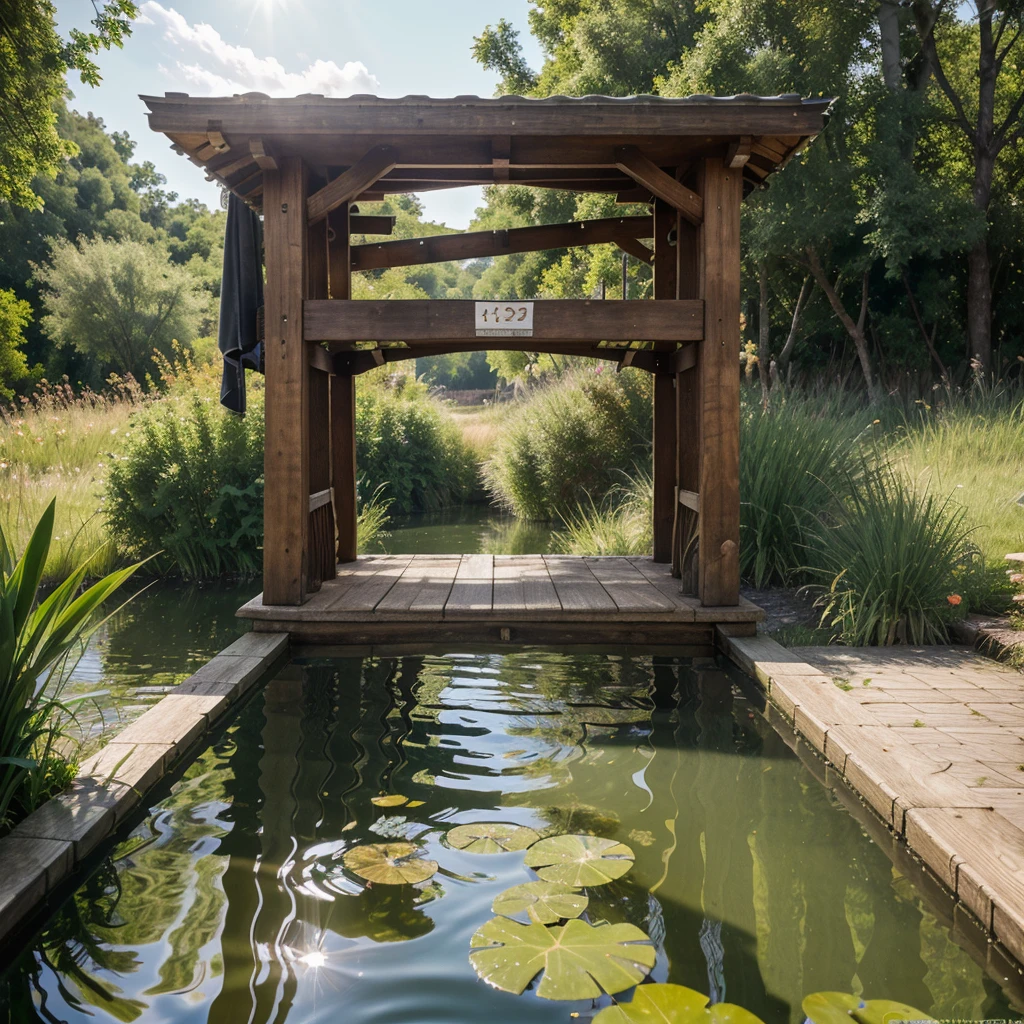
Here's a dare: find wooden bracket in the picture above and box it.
[678,488,700,512]
[617,349,636,372]
[491,137,511,183]
[726,136,752,169]
[306,343,335,375]
[669,342,698,374]
[615,147,703,226]
[307,146,399,224]
[206,120,229,152]
[615,236,654,263]
[249,137,278,170]
[350,214,396,236]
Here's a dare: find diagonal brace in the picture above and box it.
[615,146,703,226]
[307,146,398,224]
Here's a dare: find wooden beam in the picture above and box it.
[697,157,742,606]
[351,216,652,271]
[262,157,310,606]
[615,147,703,226]
[669,342,697,374]
[307,146,398,225]
[615,236,654,264]
[332,374,357,563]
[652,197,678,565]
[678,489,700,512]
[350,214,396,235]
[726,135,751,168]
[249,137,277,170]
[306,299,703,343]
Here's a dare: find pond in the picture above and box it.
[2,651,1016,1023]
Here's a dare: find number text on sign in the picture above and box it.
[474,301,534,337]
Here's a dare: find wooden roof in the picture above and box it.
[142,93,831,210]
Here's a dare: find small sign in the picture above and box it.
[475,301,534,337]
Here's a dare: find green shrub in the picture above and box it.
[356,377,478,514]
[484,368,652,520]
[0,500,143,832]
[812,462,977,645]
[106,386,266,578]
[551,472,653,555]
[740,394,866,587]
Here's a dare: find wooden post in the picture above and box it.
[262,157,310,606]
[329,204,358,563]
[674,210,701,589]
[652,199,677,563]
[697,157,742,606]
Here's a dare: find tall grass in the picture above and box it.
[552,473,653,556]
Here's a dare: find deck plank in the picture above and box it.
[324,556,413,612]
[375,557,460,617]
[585,557,678,613]
[543,556,618,613]
[456,554,494,580]
[492,557,560,615]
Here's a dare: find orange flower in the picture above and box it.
[947,594,962,607]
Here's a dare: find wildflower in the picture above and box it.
[0,462,7,470]
[947,594,962,607]
[110,428,118,435]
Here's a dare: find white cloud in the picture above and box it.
[136,2,380,96]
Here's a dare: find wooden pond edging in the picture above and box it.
[716,627,1024,974]
[0,631,290,948]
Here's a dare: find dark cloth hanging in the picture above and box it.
[217,194,265,413]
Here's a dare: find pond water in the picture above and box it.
[3,652,1016,1024]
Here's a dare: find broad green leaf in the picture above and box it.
[803,993,935,1024]
[470,917,655,1000]
[594,985,767,1024]
[524,834,634,886]
[8,499,54,636]
[447,822,540,853]
[343,842,437,885]
[371,794,408,808]
[492,881,588,925]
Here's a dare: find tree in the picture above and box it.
[0,0,137,209]
[472,19,538,94]
[35,236,206,379]
[0,288,32,399]
[909,1,1024,372]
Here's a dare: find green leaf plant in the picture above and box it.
[594,983,767,1024]
[0,498,146,831]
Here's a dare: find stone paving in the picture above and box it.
[793,645,1024,830]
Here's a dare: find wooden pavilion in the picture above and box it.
[144,92,829,646]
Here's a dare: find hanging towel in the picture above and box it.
[218,193,265,413]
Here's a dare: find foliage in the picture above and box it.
[803,991,931,1024]
[356,373,479,514]
[0,289,33,400]
[0,499,143,831]
[484,368,652,520]
[813,461,978,645]
[594,984,767,1024]
[35,236,207,380]
[416,350,497,390]
[523,834,635,886]
[446,822,540,853]
[551,472,653,556]
[0,0,136,209]
[740,393,867,587]
[492,881,588,925]
[343,842,438,885]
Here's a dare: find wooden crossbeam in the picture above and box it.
[349,214,396,235]
[615,147,703,226]
[307,146,398,224]
[304,299,703,344]
[351,216,652,271]
[726,135,752,168]
[615,236,654,264]
[669,342,697,374]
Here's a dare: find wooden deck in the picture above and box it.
[238,554,763,647]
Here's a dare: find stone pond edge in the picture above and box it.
[716,625,1024,972]
[0,631,290,947]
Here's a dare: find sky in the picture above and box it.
[55,0,545,228]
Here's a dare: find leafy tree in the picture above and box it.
[0,0,136,209]
[0,289,32,399]
[472,19,538,94]
[35,236,206,379]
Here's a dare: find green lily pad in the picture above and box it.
[371,794,408,808]
[524,834,634,886]
[342,842,437,885]
[594,984,766,1023]
[447,822,541,853]
[492,881,588,924]
[803,993,935,1024]
[469,916,655,1000]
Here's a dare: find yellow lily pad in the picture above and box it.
[594,984,766,1023]
[342,842,437,885]
[447,822,541,854]
[371,794,408,808]
[524,834,634,886]
[492,881,588,925]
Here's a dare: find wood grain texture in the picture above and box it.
[615,147,704,225]
[305,299,703,343]
[307,145,398,224]
[262,158,310,605]
[652,198,678,564]
[697,158,742,606]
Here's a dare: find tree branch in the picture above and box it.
[912,0,976,141]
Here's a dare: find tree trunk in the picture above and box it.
[756,261,771,407]
[777,275,811,371]
[879,1,903,90]
[806,247,880,400]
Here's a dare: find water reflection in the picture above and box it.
[1,653,1014,1024]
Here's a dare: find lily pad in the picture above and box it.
[803,993,935,1024]
[447,822,541,854]
[371,794,408,808]
[469,916,655,1000]
[594,984,766,1024]
[524,834,634,886]
[492,881,588,925]
[342,842,437,885]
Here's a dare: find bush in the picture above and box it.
[356,375,478,514]
[484,368,652,520]
[740,394,866,587]
[812,461,977,645]
[551,472,653,555]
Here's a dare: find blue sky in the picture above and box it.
[55,1,544,227]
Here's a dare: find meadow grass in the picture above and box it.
[447,403,508,459]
